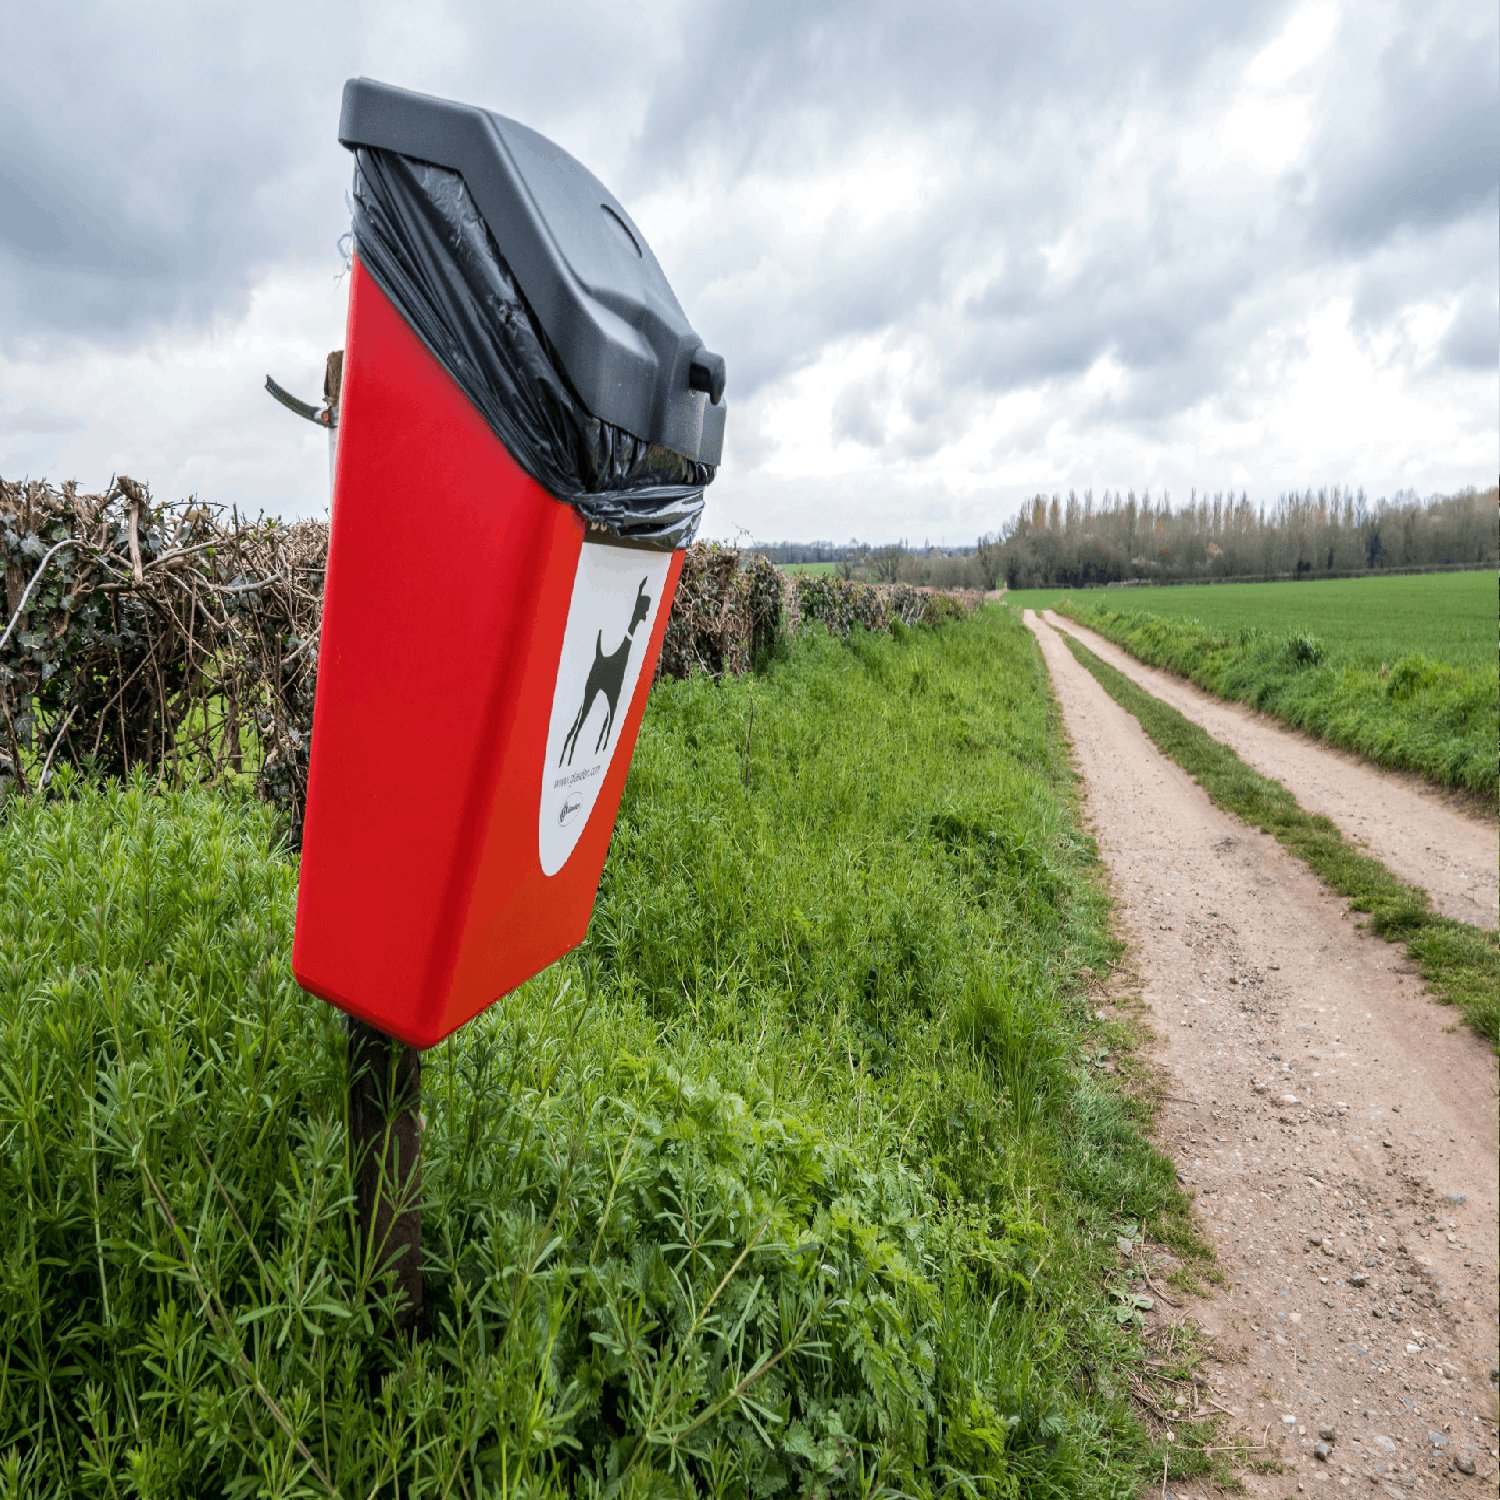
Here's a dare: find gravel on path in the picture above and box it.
[1040,611,1498,932]
[1024,611,1499,1500]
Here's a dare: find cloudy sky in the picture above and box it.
[3,0,1495,543]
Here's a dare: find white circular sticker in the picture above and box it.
[538,541,672,877]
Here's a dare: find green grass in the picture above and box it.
[1006,571,1495,672]
[1058,630,1499,1046]
[0,611,1205,1499]
[774,562,839,576]
[1002,575,1500,798]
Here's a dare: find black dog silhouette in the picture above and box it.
[559,578,652,767]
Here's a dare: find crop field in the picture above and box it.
[1004,570,1495,673]
[0,610,1200,1499]
[1003,573,1498,798]
[774,560,839,575]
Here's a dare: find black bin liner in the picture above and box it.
[351,145,711,549]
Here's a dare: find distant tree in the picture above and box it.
[871,543,904,582]
[974,533,1003,590]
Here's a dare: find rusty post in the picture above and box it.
[347,1018,424,1337]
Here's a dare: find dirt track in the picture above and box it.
[1023,611,1499,1498]
[1041,612,1498,932]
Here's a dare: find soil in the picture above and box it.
[1041,612,1498,932]
[1023,610,1499,1500]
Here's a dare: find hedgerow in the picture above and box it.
[3,478,978,818]
[0,477,324,820]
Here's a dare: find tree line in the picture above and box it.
[753,485,1496,593]
[991,485,1497,590]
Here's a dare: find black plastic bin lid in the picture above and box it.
[339,77,725,468]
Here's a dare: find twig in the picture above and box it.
[280,631,316,669]
[196,569,290,597]
[112,597,129,771]
[1139,1368,1241,1419]
[1129,1375,1173,1423]
[36,704,77,787]
[159,567,238,632]
[1142,1268,1183,1306]
[141,536,231,571]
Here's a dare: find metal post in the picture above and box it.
[347,1018,424,1337]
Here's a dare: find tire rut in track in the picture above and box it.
[1024,610,1498,1498]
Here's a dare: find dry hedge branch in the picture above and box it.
[657,550,980,681]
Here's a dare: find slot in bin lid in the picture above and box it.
[339,77,725,466]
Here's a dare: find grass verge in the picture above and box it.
[1052,597,1498,802]
[1,610,1207,1499]
[1057,630,1499,1046]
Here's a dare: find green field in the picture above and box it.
[1004,571,1495,673]
[775,561,840,575]
[0,612,1208,1499]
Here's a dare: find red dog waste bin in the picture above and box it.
[293,79,726,1048]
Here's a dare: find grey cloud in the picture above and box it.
[689,205,958,397]
[0,7,341,343]
[917,208,1259,425]
[638,2,1305,427]
[1309,13,1499,250]
[0,169,75,258]
[636,0,1290,178]
[1347,213,1497,343]
[1439,284,1499,372]
[0,0,649,346]
[634,0,1497,450]
[0,404,86,436]
[806,221,1263,459]
[831,376,889,448]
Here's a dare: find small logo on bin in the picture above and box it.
[558,795,583,827]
